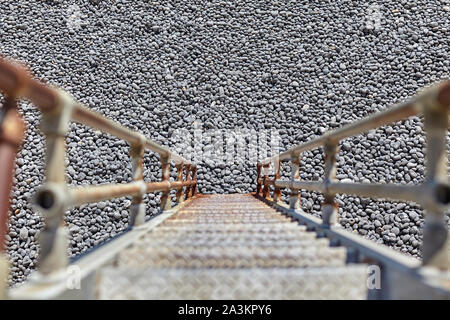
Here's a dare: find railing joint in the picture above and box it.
[160,154,172,211]
[176,162,185,204]
[289,155,301,209]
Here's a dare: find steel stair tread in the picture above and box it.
[117,246,347,268]
[95,194,363,298]
[96,265,368,299]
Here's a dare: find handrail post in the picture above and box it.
[160,154,172,211]
[256,163,262,196]
[0,253,7,299]
[191,165,198,197]
[129,143,145,226]
[262,163,270,199]
[184,164,192,200]
[289,154,301,209]
[175,163,184,204]
[273,159,282,203]
[36,91,74,275]
[422,100,449,269]
[322,142,339,227]
[0,96,25,299]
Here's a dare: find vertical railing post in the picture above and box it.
[160,154,172,212]
[36,91,74,275]
[322,141,339,227]
[262,163,270,199]
[0,254,7,299]
[422,97,449,269]
[191,165,198,197]
[273,158,282,203]
[184,164,192,200]
[175,162,184,204]
[129,142,145,226]
[256,163,262,196]
[289,154,301,209]
[0,96,25,299]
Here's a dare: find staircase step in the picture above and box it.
[171,212,291,219]
[117,246,347,268]
[152,223,309,234]
[161,218,291,225]
[137,239,330,248]
[136,232,318,246]
[96,266,368,299]
[138,234,320,246]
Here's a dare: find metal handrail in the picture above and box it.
[257,80,450,269]
[261,82,449,164]
[0,57,189,164]
[0,96,25,299]
[0,56,197,277]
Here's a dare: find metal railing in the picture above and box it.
[0,94,25,298]
[257,81,450,269]
[0,56,197,279]
[0,54,448,299]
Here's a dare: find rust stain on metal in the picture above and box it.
[437,81,450,109]
[184,164,192,200]
[191,165,198,197]
[0,98,25,253]
[262,164,270,199]
[175,163,185,204]
[256,163,262,196]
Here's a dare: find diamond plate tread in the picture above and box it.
[97,266,368,300]
[147,229,316,241]
[97,194,367,298]
[166,213,291,221]
[160,218,292,225]
[155,222,302,232]
[178,209,278,213]
[137,235,323,247]
[117,246,347,268]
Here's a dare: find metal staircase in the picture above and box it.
[97,194,367,299]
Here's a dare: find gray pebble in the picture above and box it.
[19,227,28,241]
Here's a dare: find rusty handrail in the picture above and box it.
[257,80,450,270]
[261,81,450,164]
[0,96,25,299]
[0,97,25,254]
[0,56,197,277]
[0,57,189,164]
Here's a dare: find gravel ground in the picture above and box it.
[0,0,449,286]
